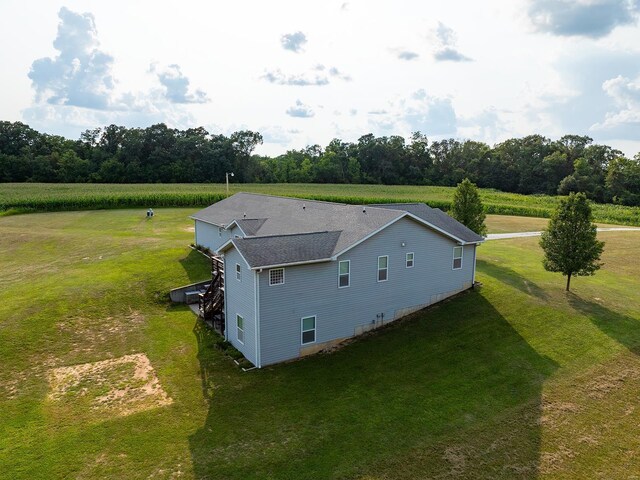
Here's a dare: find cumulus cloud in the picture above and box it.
[263,69,329,86]
[367,89,457,136]
[28,7,114,109]
[591,75,640,132]
[262,66,350,86]
[432,22,472,62]
[529,0,640,38]
[286,100,315,118]
[396,50,420,61]
[533,47,640,141]
[260,125,300,144]
[280,31,307,53]
[24,7,208,139]
[151,64,209,104]
[328,67,352,81]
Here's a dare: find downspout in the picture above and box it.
[472,245,477,287]
[223,255,228,341]
[254,270,261,368]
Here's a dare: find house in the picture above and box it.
[190,192,484,367]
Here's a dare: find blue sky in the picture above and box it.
[1,0,639,156]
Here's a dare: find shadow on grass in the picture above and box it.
[188,291,557,479]
[179,249,211,284]
[568,293,640,354]
[478,259,549,301]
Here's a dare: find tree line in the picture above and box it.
[1,121,639,206]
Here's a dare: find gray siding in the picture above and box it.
[257,217,476,366]
[223,248,258,366]
[195,220,240,253]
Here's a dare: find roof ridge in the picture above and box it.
[236,230,342,240]
[234,191,352,207]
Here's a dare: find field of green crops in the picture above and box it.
[1,183,639,225]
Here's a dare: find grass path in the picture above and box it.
[1,209,640,478]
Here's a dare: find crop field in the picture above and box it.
[2,208,640,479]
[1,182,639,225]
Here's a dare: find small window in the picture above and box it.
[236,314,244,344]
[338,260,350,288]
[377,255,388,282]
[236,263,241,281]
[406,252,414,268]
[453,246,463,270]
[269,268,285,286]
[301,316,316,345]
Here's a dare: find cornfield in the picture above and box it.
[1,183,638,226]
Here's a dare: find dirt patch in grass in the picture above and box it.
[584,368,640,399]
[47,353,172,418]
[56,309,145,355]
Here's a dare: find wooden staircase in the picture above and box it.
[199,255,225,335]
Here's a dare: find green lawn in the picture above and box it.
[1,183,639,225]
[1,209,639,479]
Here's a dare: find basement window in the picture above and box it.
[406,252,414,268]
[269,268,285,286]
[236,314,244,344]
[301,316,316,345]
[236,263,241,281]
[338,260,350,288]
[453,246,463,270]
[377,255,388,282]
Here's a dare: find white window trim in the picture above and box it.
[377,255,389,282]
[269,267,285,286]
[236,263,241,281]
[338,260,350,288]
[301,315,317,345]
[406,252,414,268]
[453,246,463,270]
[236,314,244,344]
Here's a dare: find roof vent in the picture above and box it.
[362,206,367,213]
[302,203,306,210]
[243,212,246,218]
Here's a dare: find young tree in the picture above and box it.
[450,178,487,235]
[540,192,605,291]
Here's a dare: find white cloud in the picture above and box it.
[280,31,307,53]
[24,6,209,138]
[591,75,640,133]
[528,0,640,38]
[432,22,472,62]
[151,63,209,104]
[286,99,315,118]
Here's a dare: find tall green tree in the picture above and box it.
[540,192,605,291]
[450,178,487,235]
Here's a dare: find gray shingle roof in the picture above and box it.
[232,231,341,268]
[192,193,483,268]
[370,203,484,243]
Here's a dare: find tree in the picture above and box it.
[450,178,487,235]
[540,192,605,291]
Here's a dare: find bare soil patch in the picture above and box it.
[47,353,172,418]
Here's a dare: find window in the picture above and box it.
[406,252,414,268]
[453,246,463,270]
[377,255,388,282]
[236,263,241,281]
[269,268,285,285]
[236,314,244,344]
[301,316,316,344]
[338,260,350,288]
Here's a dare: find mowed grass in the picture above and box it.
[1,182,639,225]
[1,209,640,478]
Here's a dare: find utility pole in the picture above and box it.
[226,172,234,196]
